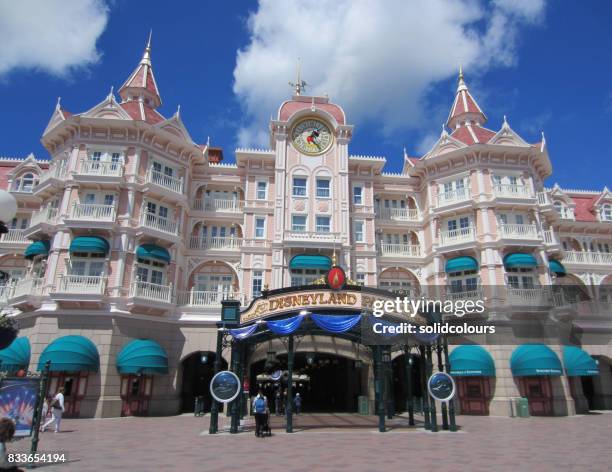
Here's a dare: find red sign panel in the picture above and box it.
[326,266,346,290]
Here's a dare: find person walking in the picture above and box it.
[274,390,282,416]
[252,391,268,437]
[294,392,302,415]
[41,388,64,433]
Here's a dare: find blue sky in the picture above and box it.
[1,1,611,190]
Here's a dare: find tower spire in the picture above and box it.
[289,58,307,96]
[118,31,162,108]
[446,67,486,129]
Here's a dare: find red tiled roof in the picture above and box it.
[570,195,598,222]
[119,102,165,124]
[279,99,345,124]
[451,125,495,145]
[143,104,165,125]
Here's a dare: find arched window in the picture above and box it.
[602,204,612,221]
[14,172,38,192]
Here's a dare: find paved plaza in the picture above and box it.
[7,411,612,472]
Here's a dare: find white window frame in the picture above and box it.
[291,215,307,232]
[292,176,307,197]
[353,185,363,206]
[252,270,263,297]
[255,217,266,239]
[136,257,167,285]
[354,221,364,242]
[256,180,268,200]
[601,204,612,222]
[316,215,331,233]
[316,178,331,199]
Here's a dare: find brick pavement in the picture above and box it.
[6,412,612,472]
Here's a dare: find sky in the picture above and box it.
[0,0,611,190]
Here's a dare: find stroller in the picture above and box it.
[260,411,272,436]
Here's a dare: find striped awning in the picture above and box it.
[69,236,110,255]
[289,254,332,270]
[445,256,478,274]
[504,253,538,269]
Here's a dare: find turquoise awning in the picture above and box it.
[563,346,599,376]
[116,339,168,375]
[449,345,495,376]
[69,236,109,255]
[445,256,478,274]
[549,260,566,275]
[136,244,170,263]
[504,253,538,269]
[510,344,562,377]
[290,254,332,270]
[38,335,100,372]
[24,240,50,259]
[0,337,30,372]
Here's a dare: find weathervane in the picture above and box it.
[289,58,307,96]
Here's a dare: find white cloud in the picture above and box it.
[233,0,546,147]
[0,0,109,77]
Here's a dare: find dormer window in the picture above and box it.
[602,204,612,222]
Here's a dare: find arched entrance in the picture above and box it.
[180,351,227,413]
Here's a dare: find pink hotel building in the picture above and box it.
[0,40,611,418]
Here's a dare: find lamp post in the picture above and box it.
[0,189,17,235]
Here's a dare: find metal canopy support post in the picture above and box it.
[383,347,393,419]
[373,345,386,432]
[419,345,430,430]
[209,327,224,434]
[426,344,438,432]
[30,360,51,461]
[286,335,294,433]
[443,336,457,431]
[437,340,449,430]
[230,340,241,434]
[404,347,415,426]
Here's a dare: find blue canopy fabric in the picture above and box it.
[449,345,495,376]
[266,314,305,335]
[69,236,110,255]
[563,346,598,376]
[445,256,478,274]
[0,337,30,372]
[24,240,50,259]
[504,252,538,269]
[289,255,332,270]
[311,313,361,333]
[549,259,566,275]
[510,344,562,377]
[136,244,171,263]
[228,324,258,340]
[116,339,168,375]
[38,335,100,372]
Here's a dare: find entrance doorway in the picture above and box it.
[518,376,553,416]
[250,353,365,413]
[120,375,153,416]
[46,372,89,418]
[392,354,423,413]
[180,351,227,413]
[455,377,492,415]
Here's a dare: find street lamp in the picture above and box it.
[0,190,18,234]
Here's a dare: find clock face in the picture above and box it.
[291,119,333,155]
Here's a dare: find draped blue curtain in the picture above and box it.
[266,314,305,335]
[228,324,258,340]
[311,313,361,333]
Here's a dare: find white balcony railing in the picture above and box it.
[178,290,242,307]
[140,213,179,235]
[285,231,341,243]
[9,277,45,299]
[242,238,271,248]
[537,192,551,206]
[493,184,531,199]
[37,165,67,186]
[129,280,173,303]
[375,208,420,221]
[543,230,558,245]
[146,169,184,194]
[56,274,106,295]
[445,288,483,302]
[189,236,243,250]
[29,207,59,227]
[439,226,476,246]
[507,287,550,306]
[78,160,124,177]
[436,188,471,207]
[498,224,539,240]
[69,203,116,222]
[0,229,30,244]
[378,243,421,257]
[193,198,244,213]
[563,251,612,266]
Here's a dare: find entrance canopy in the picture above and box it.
[562,346,598,376]
[38,335,100,372]
[510,344,562,377]
[0,337,30,372]
[449,345,495,376]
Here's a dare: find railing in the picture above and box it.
[242,238,270,248]
[543,230,558,245]
[493,184,531,198]
[0,229,30,244]
[178,290,243,307]
[69,203,116,221]
[436,187,471,207]
[78,159,124,177]
[193,198,244,213]
[37,165,67,186]
[537,192,551,206]
[439,226,475,246]
[244,199,274,210]
[9,278,45,299]
[377,243,421,257]
[140,212,179,235]
[556,207,575,220]
[285,231,341,243]
[129,280,173,303]
[146,169,184,194]
[29,207,59,227]
[562,251,612,266]
[189,236,243,250]
[375,207,420,221]
[498,224,539,240]
[507,287,550,306]
[445,288,483,302]
[56,274,106,295]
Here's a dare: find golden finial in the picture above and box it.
[263,283,269,290]
[332,252,337,266]
[288,57,307,96]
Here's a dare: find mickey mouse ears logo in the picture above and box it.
[326,266,346,290]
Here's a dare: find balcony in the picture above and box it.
[445,288,483,303]
[189,236,243,251]
[193,198,244,214]
[178,290,244,308]
[7,278,46,309]
[284,230,341,247]
[375,208,420,222]
[0,229,30,247]
[53,274,107,296]
[145,169,184,195]
[543,230,559,246]
[377,243,421,257]
[436,188,471,208]
[537,192,551,206]
[67,203,116,224]
[129,280,173,304]
[498,224,539,241]
[493,184,532,199]
[25,207,59,238]
[562,251,612,266]
[140,213,179,237]
[506,287,550,307]
[438,226,476,247]
[76,159,124,179]
[34,165,67,195]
